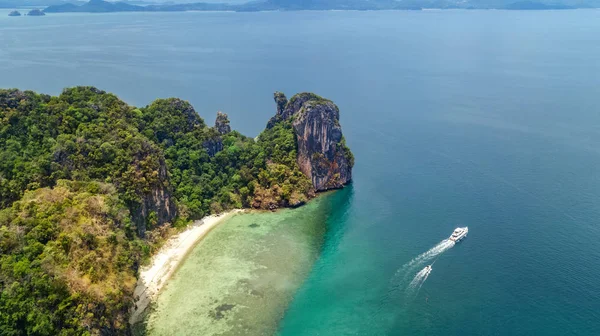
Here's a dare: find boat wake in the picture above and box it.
[387,238,456,299]
[406,266,432,296]
[398,239,455,277]
[386,230,466,303]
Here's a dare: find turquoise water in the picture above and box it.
[2,9,600,335]
[144,198,331,335]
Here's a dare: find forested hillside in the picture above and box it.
[0,87,352,335]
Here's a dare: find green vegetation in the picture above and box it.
[251,121,313,208]
[0,180,147,335]
[0,88,165,210]
[0,87,314,334]
[287,92,330,107]
[138,97,311,218]
[339,136,355,167]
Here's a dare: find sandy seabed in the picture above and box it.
[140,196,331,336]
[130,210,242,324]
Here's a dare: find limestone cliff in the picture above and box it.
[202,136,224,157]
[204,111,230,156]
[266,91,290,129]
[215,111,231,134]
[130,156,177,237]
[267,92,354,191]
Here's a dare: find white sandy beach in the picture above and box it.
[130,210,241,324]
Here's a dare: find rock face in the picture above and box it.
[203,112,230,156]
[215,111,231,134]
[274,92,288,115]
[292,97,353,190]
[202,136,223,157]
[266,92,290,129]
[131,157,177,237]
[268,92,354,191]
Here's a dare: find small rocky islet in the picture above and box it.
[26,9,46,16]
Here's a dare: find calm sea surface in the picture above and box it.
[2,9,600,335]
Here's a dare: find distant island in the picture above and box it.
[27,8,46,15]
[0,0,84,8]
[1,0,598,12]
[7,10,20,16]
[40,0,597,13]
[504,0,574,9]
[45,0,152,12]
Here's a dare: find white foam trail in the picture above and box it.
[407,267,429,290]
[406,266,432,296]
[416,270,431,293]
[401,239,454,272]
[388,237,456,300]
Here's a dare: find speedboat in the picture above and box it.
[425,265,432,272]
[449,227,468,242]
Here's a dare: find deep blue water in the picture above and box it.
[2,9,600,335]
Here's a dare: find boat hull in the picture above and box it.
[449,227,468,242]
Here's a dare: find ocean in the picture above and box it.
[2,9,600,335]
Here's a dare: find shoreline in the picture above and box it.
[130,209,242,324]
[141,196,332,335]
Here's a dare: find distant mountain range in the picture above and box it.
[504,0,575,8]
[44,0,148,11]
[0,0,81,8]
[5,0,598,12]
[43,0,233,11]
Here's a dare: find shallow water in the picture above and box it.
[143,195,332,335]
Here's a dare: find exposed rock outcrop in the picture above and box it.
[266,91,289,129]
[292,97,353,190]
[130,157,177,237]
[163,98,201,133]
[27,9,45,16]
[274,92,288,115]
[8,10,21,16]
[215,111,231,134]
[203,136,223,157]
[267,92,354,191]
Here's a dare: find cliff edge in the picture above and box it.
[267,92,354,191]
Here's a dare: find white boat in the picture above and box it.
[425,265,432,272]
[449,227,468,242]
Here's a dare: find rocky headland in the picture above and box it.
[0,87,353,335]
[267,92,353,190]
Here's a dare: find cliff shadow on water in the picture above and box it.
[139,188,352,336]
[276,185,355,335]
[312,185,355,261]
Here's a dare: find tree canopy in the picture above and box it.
[0,87,313,335]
